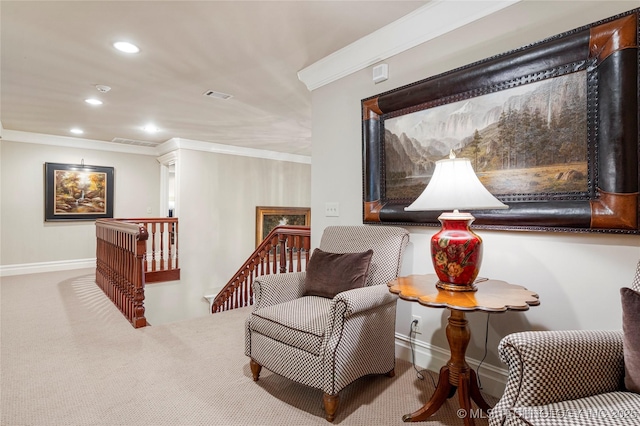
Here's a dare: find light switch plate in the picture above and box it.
[325,202,339,217]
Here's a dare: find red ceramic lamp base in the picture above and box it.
[431,211,482,292]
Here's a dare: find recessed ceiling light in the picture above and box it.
[142,124,159,133]
[113,41,140,53]
[85,98,103,105]
[70,128,84,134]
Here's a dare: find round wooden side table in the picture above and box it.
[388,274,539,425]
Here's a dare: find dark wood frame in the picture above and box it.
[255,206,311,246]
[362,9,639,234]
[44,162,114,221]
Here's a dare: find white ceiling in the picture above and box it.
[1,0,430,157]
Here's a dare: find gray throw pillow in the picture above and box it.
[621,287,640,393]
[303,248,374,299]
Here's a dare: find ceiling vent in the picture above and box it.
[111,137,160,147]
[203,90,233,100]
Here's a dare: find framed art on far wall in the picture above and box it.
[44,162,114,221]
[255,206,310,246]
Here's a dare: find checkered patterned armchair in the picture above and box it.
[490,260,640,426]
[244,225,409,422]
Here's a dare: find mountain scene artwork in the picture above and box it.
[384,71,588,201]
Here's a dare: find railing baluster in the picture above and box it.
[288,236,294,273]
[150,222,156,272]
[278,234,286,273]
[143,224,149,273]
[167,222,173,271]
[296,236,302,272]
[159,223,165,271]
[174,221,179,270]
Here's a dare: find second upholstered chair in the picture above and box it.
[489,259,640,426]
[244,225,409,422]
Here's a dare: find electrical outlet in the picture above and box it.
[411,315,422,334]
[325,202,339,217]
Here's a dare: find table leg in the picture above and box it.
[402,309,491,424]
[402,366,452,422]
[469,368,492,412]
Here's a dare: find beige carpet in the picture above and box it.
[1,269,496,425]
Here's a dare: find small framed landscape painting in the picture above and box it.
[44,162,114,221]
[255,206,310,246]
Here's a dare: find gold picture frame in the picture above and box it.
[255,206,310,246]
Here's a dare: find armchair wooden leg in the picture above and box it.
[250,359,262,381]
[323,393,339,422]
[385,368,395,377]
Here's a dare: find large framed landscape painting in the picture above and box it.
[44,162,114,221]
[362,9,639,234]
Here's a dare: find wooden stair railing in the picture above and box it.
[211,225,311,313]
[95,219,148,328]
[119,218,180,283]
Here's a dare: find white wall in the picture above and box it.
[310,0,640,397]
[0,139,160,267]
[144,148,311,324]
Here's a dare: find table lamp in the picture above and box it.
[405,151,508,291]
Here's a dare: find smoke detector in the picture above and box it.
[95,85,111,93]
[203,90,232,100]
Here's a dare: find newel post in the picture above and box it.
[132,225,148,328]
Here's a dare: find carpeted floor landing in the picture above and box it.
[1,269,495,425]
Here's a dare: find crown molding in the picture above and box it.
[158,138,311,164]
[297,0,521,91]
[2,130,311,164]
[1,129,156,155]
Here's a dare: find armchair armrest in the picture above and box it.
[322,284,399,394]
[253,272,306,310]
[332,284,398,316]
[490,330,624,426]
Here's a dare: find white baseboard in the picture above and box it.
[395,332,507,399]
[0,258,96,277]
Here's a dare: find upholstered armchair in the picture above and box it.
[490,260,640,426]
[244,225,409,422]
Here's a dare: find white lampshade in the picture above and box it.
[405,156,508,212]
